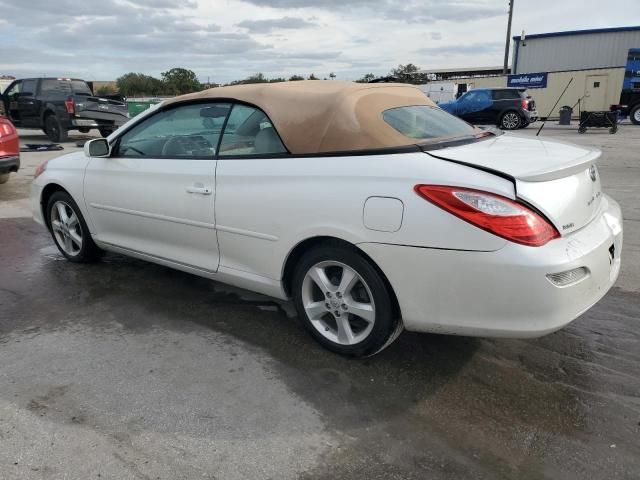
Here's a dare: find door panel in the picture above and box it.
[84,157,219,271]
[583,75,608,111]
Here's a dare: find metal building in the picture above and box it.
[511,26,640,74]
[512,26,640,74]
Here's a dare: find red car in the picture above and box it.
[0,115,20,184]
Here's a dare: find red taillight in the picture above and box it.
[414,185,560,247]
[65,97,75,115]
[521,98,529,110]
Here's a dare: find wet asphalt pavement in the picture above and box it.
[0,126,639,479]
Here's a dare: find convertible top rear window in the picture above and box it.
[382,105,475,141]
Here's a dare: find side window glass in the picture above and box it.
[219,104,287,156]
[6,82,22,98]
[21,80,37,95]
[117,103,231,159]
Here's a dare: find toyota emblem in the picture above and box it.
[589,165,597,182]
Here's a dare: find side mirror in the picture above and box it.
[84,138,110,158]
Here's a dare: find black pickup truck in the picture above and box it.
[1,78,129,142]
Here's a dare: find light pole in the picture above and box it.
[503,0,514,74]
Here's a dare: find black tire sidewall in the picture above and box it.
[630,106,640,125]
[45,115,67,143]
[46,191,99,262]
[292,245,396,357]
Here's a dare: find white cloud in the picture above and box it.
[0,0,638,83]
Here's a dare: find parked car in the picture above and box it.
[1,78,129,142]
[439,88,538,130]
[0,115,20,184]
[31,81,622,357]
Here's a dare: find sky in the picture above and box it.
[0,0,639,83]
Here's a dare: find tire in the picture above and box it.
[292,245,400,357]
[499,111,522,130]
[519,121,530,129]
[578,126,587,134]
[44,114,68,143]
[78,127,90,134]
[0,173,9,184]
[630,105,640,125]
[46,191,102,263]
[99,128,113,138]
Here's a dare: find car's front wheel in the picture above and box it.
[46,191,102,262]
[630,105,640,125]
[500,111,522,130]
[292,245,401,357]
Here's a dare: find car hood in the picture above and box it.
[426,132,600,182]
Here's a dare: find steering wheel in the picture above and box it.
[161,136,187,157]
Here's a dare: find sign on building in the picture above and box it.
[507,72,548,89]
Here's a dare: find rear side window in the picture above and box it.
[219,104,287,156]
[40,80,72,96]
[382,105,475,140]
[40,80,92,96]
[492,89,521,100]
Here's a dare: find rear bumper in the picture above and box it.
[359,194,623,338]
[0,155,20,174]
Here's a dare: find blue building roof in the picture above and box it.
[513,25,640,41]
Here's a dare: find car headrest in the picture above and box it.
[254,127,283,154]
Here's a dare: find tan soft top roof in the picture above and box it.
[164,80,437,154]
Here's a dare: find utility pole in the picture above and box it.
[503,0,514,74]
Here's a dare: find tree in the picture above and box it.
[308,73,320,80]
[355,73,376,83]
[389,64,428,84]
[161,67,202,95]
[96,85,117,96]
[288,74,304,81]
[116,73,163,97]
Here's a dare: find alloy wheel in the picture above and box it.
[50,200,83,256]
[502,112,520,129]
[634,109,640,123]
[301,261,375,345]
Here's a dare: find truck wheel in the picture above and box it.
[630,105,640,125]
[0,173,9,185]
[78,127,90,134]
[44,114,68,143]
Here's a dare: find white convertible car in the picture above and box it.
[31,81,623,356]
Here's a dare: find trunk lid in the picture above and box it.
[425,133,603,235]
[74,95,129,125]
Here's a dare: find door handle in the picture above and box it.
[186,184,212,195]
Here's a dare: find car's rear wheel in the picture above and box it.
[44,114,68,143]
[500,111,522,130]
[0,173,9,184]
[46,191,102,262]
[292,245,401,357]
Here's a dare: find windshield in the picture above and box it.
[382,105,475,141]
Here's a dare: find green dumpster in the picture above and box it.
[126,98,163,117]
